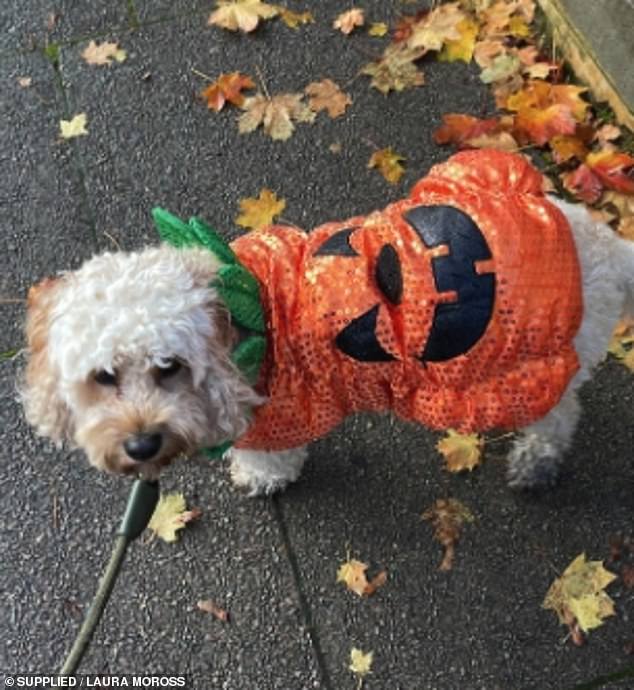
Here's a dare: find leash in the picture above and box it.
[59,479,160,675]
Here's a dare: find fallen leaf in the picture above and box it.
[473,39,506,68]
[200,72,255,112]
[361,43,425,94]
[81,40,127,66]
[586,150,634,195]
[543,553,617,641]
[305,79,351,118]
[561,165,603,204]
[422,498,474,571]
[208,0,279,32]
[622,565,634,589]
[549,135,589,164]
[594,124,621,146]
[436,429,483,472]
[368,22,388,37]
[407,2,465,52]
[438,17,479,63]
[197,599,230,621]
[277,7,314,29]
[17,76,32,88]
[60,113,88,139]
[333,8,364,35]
[608,319,634,372]
[236,188,286,230]
[433,113,501,147]
[479,53,521,84]
[349,648,373,680]
[337,557,387,597]
[465,130,519,151]
[368,147,406,184]
[514,103,577,146]
[239,92,315,140]
[147,493,201,543]
[329,141,342,154]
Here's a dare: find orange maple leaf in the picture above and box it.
[561,165,603,204]
[200,72,254,112]
[586,150,634,195]
[513,103,576,146]
[549,134,589,164]
[433,113,501,147]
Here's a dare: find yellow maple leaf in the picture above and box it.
[607,318,634,372]
[349,647,373,682]
[337,558,369,596]
[422,498,474,571]
[238,92,315,140]
[438,17,479,63]
[361,43,425,94]
[81,40,127,66]
[147,493,201,543]
[543,554,617,638]
[368,22,388,37]
[277,7,314,29]
[236,188,286,230]
[60,113,88,139]
[436,429,483,472]
[305,79,352,118]
[368,147,406,184]
[208,0,279,32]
[333,8,364,35]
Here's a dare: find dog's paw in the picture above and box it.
[226,446,307,498]
[506,435,562,490]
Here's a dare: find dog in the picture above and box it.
[21,150,634,495]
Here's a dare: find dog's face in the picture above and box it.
[22,246,261,477]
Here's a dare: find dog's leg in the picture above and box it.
[226,446,307,497]
[507,385,581,489]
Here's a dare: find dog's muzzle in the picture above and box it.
[124,433,162,462]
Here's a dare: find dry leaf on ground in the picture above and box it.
[333,8,364,35]
[368,22,388,37]
[147,493,202,543]
[208,0,279,32]
[422,498,474,571]
[81,40,127,66]
[607,319,634,372]
[368,147,406,184]
[239,92,315,140]
[17,76,33,88]
[543,553,617,644]
[236,188,286,230]
[407,2,465,52]
[197,599,230,621]
[200,72,255,112]
[337,557,387,597]
[60,113,88,139]
[436,429,483,472]
[349,648,373,684]
[278,8,314,28]
[305,79,351,118]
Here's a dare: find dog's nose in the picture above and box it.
[124,433,162,462]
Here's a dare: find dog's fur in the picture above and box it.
[21,199,634,495]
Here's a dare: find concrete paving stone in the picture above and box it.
[55,7,491,253]
[0,50,97,353]
[277,362,634,690]
[0,0,130,55]
[0,354,319,686]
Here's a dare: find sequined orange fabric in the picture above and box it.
[231,150,583,451]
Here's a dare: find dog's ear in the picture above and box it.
[22,276,73,442]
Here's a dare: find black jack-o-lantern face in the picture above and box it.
[312,205,496,365]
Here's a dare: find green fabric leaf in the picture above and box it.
[231,335,266,385]
[152,207,198,248]
[202,440,233,459]
[188,217,237,265]
[215,264,265,333]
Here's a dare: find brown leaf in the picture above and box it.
[239,92,315,140]
[305,79,351,118]
[197,599,230,621]
[361,43,425,94]
[422,498,474,571]
[200,72,255,112]
[368,147,406,184]
[208,0,279,32]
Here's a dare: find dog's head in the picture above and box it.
[21,245,262,477]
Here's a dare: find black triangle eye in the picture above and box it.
[94,370,117,386]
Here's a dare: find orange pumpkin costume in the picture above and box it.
[231,150,583,451]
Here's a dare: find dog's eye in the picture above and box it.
[158,359,182,379]
[94,370,117,386]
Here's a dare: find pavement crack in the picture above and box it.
[272,497,334,690]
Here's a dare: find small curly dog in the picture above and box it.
[21,151,634,495]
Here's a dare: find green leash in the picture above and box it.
[59,480,160,674]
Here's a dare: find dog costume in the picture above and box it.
[155,150,583,452]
